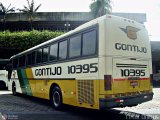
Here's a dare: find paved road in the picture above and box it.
[116,88,160,114]
[0,89,159,120]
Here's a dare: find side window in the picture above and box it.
[13,58,18,69]
[36,49,42,63]
[19,56,26,67]
[9,60,13,69]
[31,52,36,65]
[50,43,58,61]
[82,30,96,56]
[69,35,81,58]
[27,52,36,66]
[27,53,32,66]
[42,47,49,62]
[59,40,67,60]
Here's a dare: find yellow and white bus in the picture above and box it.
[8,15,153,110]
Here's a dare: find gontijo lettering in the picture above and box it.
[35,67,62,76]
[115,43,147,53]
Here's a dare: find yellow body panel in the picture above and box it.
[26,76,100,109]
[99,79,152,95]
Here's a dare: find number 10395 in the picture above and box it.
[120,69,145,77]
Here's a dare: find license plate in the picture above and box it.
[130,81,138,87]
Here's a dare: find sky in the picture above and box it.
[0,0,160,41]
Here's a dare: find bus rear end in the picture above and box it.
[99,15,153,109]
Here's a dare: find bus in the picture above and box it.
[0,70,8,89]
[0,59,9,90]
[7,15,153,110]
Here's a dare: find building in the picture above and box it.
[0,12,146,31]
[0,12,147,59]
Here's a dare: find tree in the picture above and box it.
[0,3,15,30]
[90,0,112,18]
[18,0,42,30]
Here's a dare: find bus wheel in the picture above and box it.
[51,86,63,110]
[12,83,17,96]
[0,81,6,90]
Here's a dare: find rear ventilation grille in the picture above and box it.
[78,80,94,105]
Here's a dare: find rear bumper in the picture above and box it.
[99,92,153,109]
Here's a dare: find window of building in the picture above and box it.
[49,43,58,61]
[82,30,96,56]
[69,35,81,58]
[59,40,67,60]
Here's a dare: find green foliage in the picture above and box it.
[0,30,64,51]
[90,0,112,18]
[0,3,15,14]
[18,0,41,21]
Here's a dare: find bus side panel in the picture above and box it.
[16,69,32,95]
[45,80,77,106]
[26,68,36,96]
[43,79,99,109]
[28,58,100,109]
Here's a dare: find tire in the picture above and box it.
[12,83,17,96]
[50,86,63,110]
[0,81,6,90]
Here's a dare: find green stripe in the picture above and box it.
[21,69,32,96]
[17,69,32,96]
[17,69,26,94]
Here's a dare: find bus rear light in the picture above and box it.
[104,75,112,90]
[115,99,124,103]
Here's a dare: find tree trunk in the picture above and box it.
[29,20,33,30]
[3,15,6,31]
